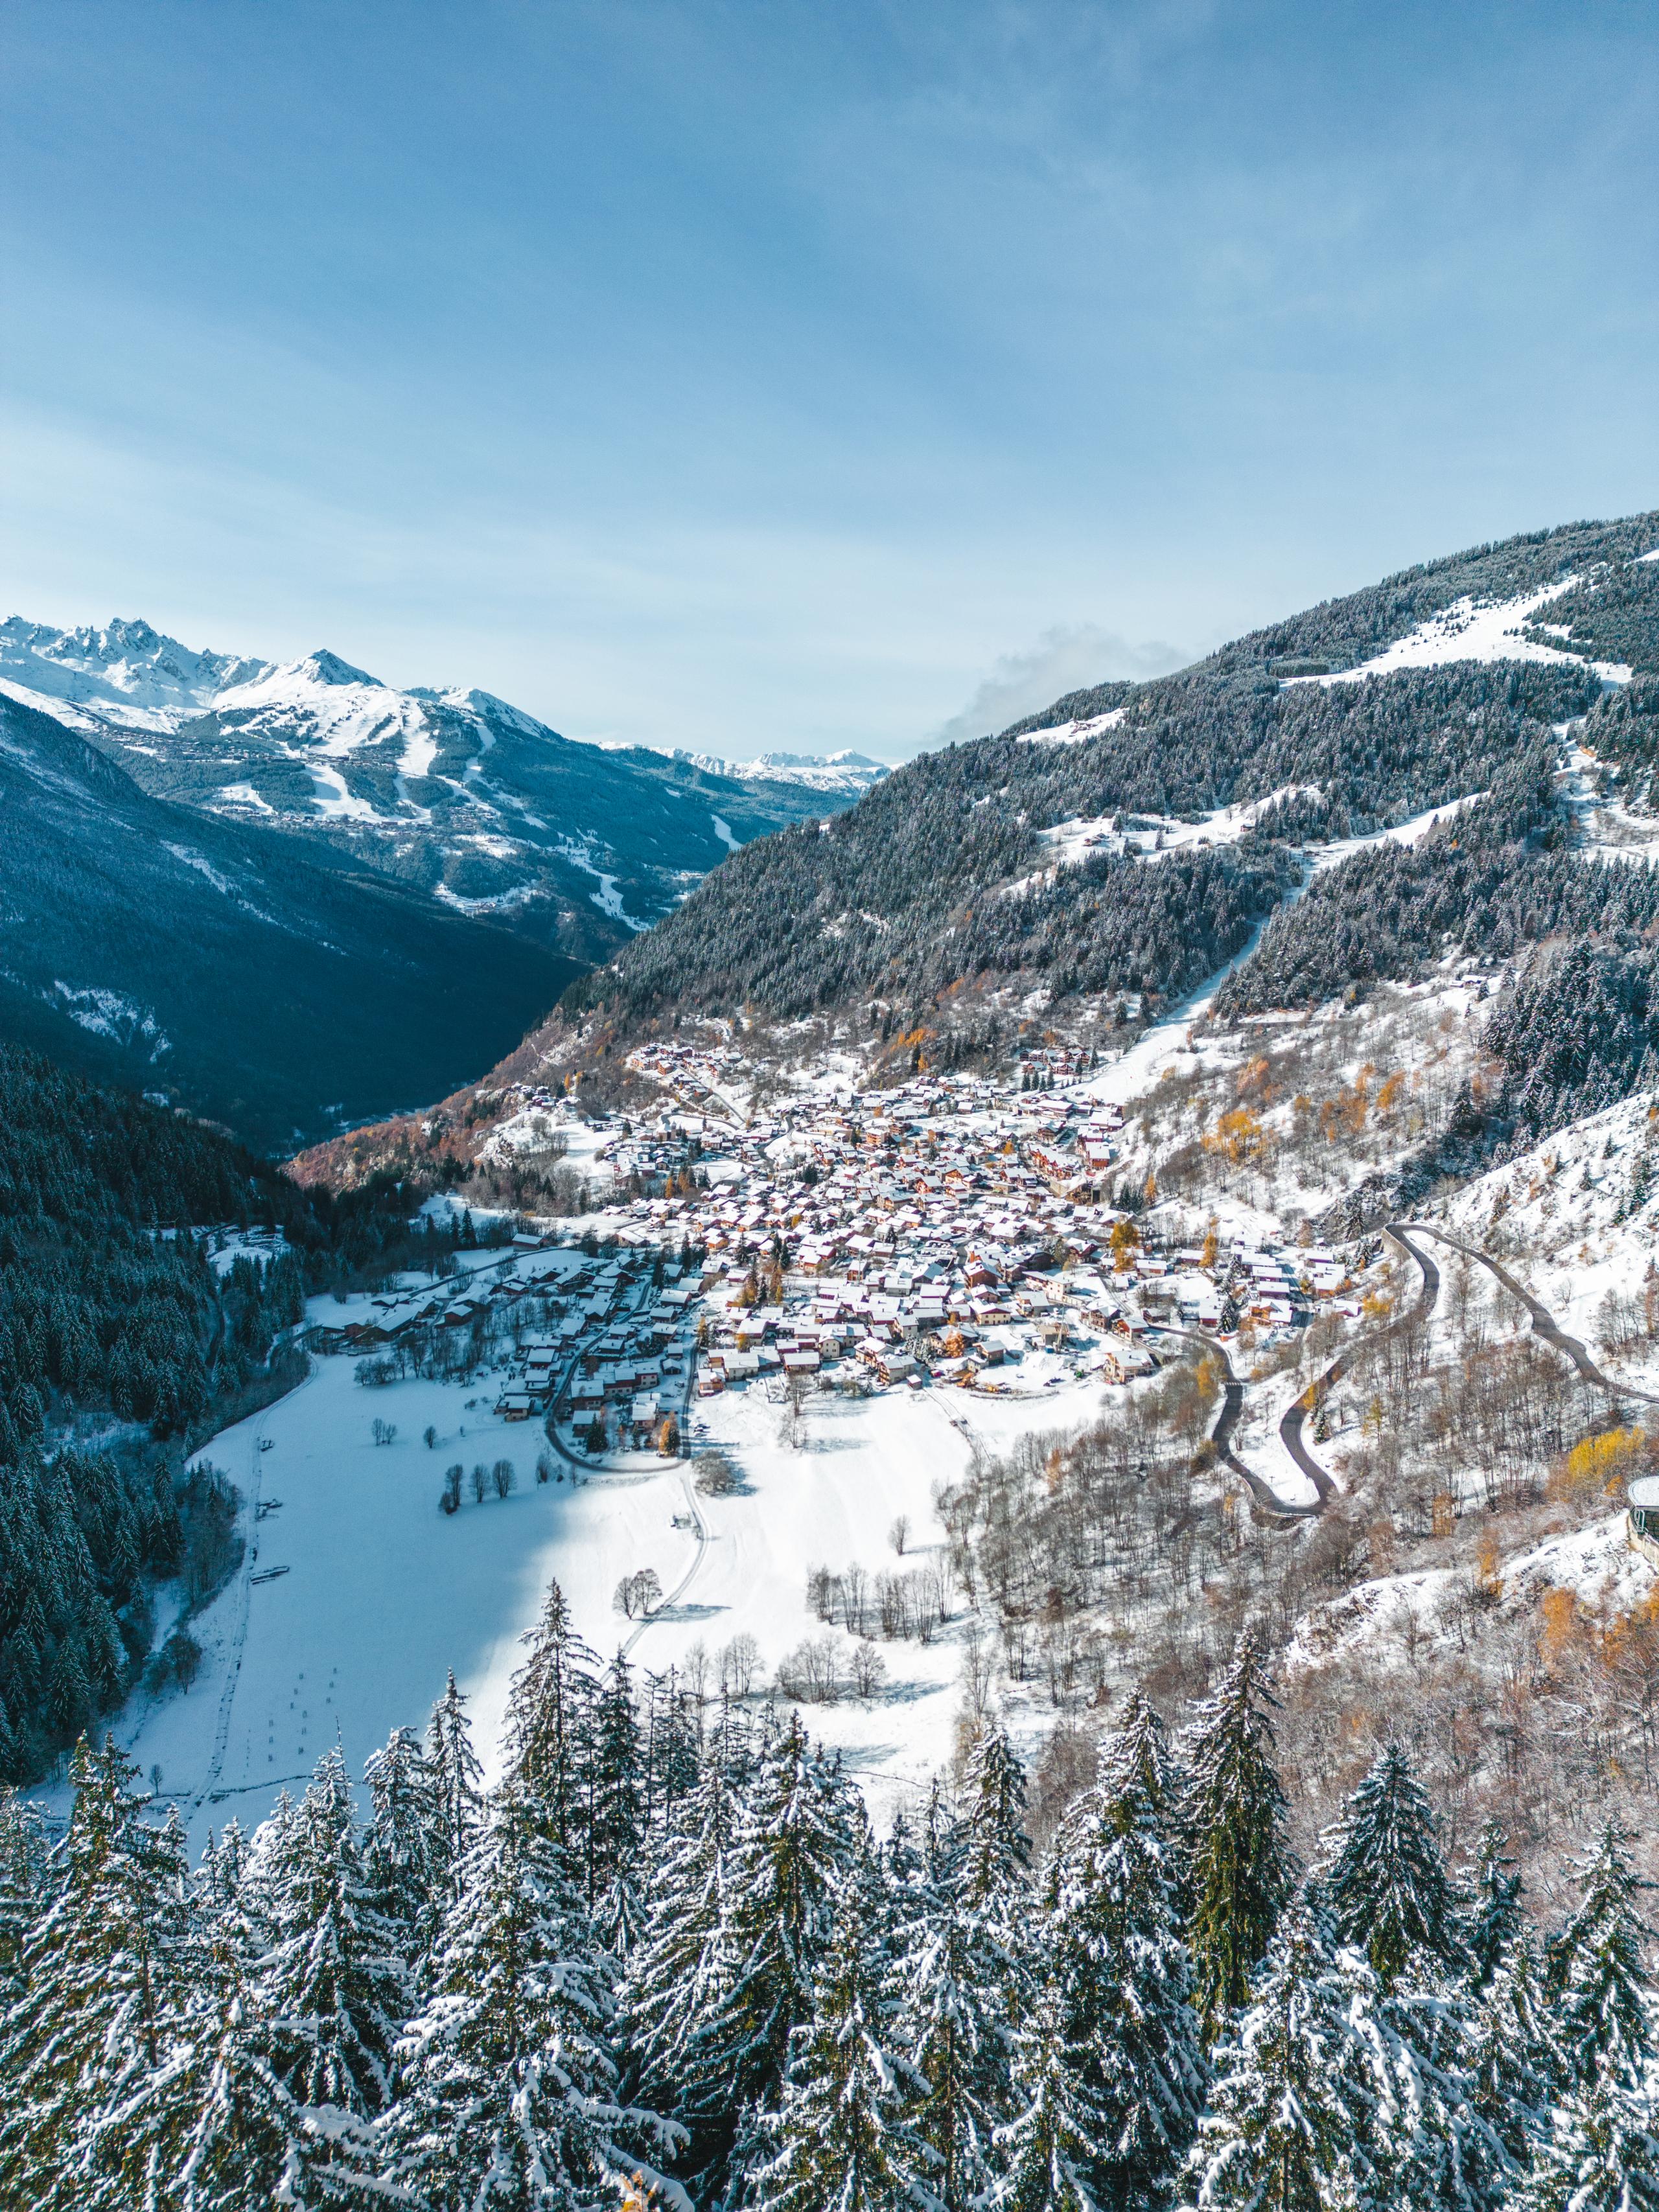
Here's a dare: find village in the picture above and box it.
[319,1037,1378,1477]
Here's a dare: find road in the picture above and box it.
[1158,1328,1321,1520]
[1276,1224,1441,1504]
[1401,1223,1659,1407]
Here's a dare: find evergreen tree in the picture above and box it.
[1181,1901,1382,2212]
[362,1723,444,1965]
[687,1712,862,2178]
[1519,2051,1659,2212]
[1546,1821,1655,2090]
[1371,1963,1510,2212]
[994,2014,1115,2212]
[1182,1637,1294,2038]
[1319,1745,1461,1990]
[193,1819,251,1931]
[0,1737,191,2211]
[384,1780,682,2211]
[896,1819,1023,2212]
[621,1749,740,2154]
[1465,1820,1524,1994]
[1028,1740,1209,2210]
[255,1747,406,2117]
[642,1665,701,1838]
[501,1578,600,1866]
[424,1669,485,1905]
[1467,1930,1559,2172]
[956,1725,1034,1915]
[98,1928,380,2211]
[0,1786,47,2004]
[590,1649,646,1938]
[749,1884,928,2212]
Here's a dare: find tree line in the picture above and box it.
[0,1042,476,1788]
[2,1599,1654,2211]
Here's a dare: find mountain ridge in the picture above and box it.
[0,687,579,1150]
[288,507,1659,1188]
[0,616,871,963]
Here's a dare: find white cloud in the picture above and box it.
[933,623,1189,743]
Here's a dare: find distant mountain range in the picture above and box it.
[0,687,578,1149]
[0,617,878,963]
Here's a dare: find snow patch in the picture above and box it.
[1293,578,1631,688]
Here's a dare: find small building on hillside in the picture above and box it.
[1629,1475,1659,1569]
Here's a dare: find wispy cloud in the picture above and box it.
[934,623,1189,743]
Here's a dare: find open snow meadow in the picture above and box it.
[111,1242,1106,1843]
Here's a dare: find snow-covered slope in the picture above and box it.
[609,744,890,797]
[1290,577,1636,688]
[0,617,868,962]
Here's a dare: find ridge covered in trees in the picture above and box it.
[2,1602,1653,2211]
[543,516,1657,1064]
[0,1043,464,1786]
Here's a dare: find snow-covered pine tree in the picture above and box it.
[1319,1744,1461,1990]
[955,1725,1034,1916]
[686,1711,863,2182]
[590,1648,647,1942]
[1370,1957,1510,2212]
[1545,1820,1655,2090]
[1180,1900,1382,2212]
[895,1812,1023,2212]
[1465,1820,1524,1994]
[1181,1635,1294,2039]
[1518,2049,1659,2212]
[994,2014,1115,2212]
[192,1819,251,1930]
[385,1778,684,2212]
[500,1577,601,1868]
[0,1785,47,2005]
[1104,1691,1183,1824]
[362,1722,445,1966]
[1025,1733,1209,2210]
[620,1747,739,2160]
[98,1926,381,2212]
[1466,1929,1559,2172]
[748,1881,928,2212]
[254,1746,407,2118]
[0,1736,192,2211]
[424,1668,485,1906]
[642,1664,702,1839]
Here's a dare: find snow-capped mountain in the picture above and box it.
[0,686,577,1149]
[663,746,888,796]
[0,618,866,962]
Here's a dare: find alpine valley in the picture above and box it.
[6,514,1659,2212]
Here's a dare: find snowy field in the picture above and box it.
[108,1271,1105,1843]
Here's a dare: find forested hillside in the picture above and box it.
[0,690,577,1151]
[536,528,1651,1058]
[0,1044,456,1784]
[3,1603,1652,2211]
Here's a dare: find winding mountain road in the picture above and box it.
[1400,1223,1659,1408]
[1159,1329,1321,1519]
[1276,1224,1442,1504]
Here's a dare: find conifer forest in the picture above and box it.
[3,1600,1654,2212]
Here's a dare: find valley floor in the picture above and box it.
[106,1253,1107,1843]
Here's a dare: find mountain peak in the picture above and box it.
[300,649,381,688]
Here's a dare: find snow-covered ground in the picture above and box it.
[104,1239,1105,1843]
[1286,577,1634,689]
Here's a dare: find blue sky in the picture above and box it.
[3,1,1654,759]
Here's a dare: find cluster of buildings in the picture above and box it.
[305,1049,1365,1451]
[569,1050,1362,1405]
